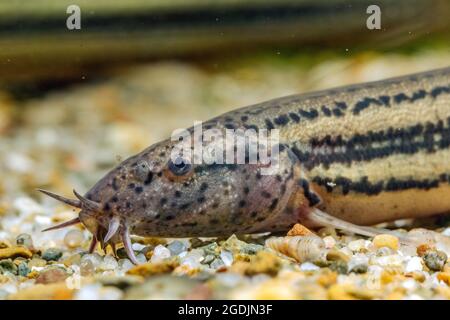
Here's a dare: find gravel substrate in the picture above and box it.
[1,48,450,299]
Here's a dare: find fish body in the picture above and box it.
[41,66,450,263]
[2,0,450,83]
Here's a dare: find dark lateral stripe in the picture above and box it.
[312,174,449,196]
[0,3,360,36]
[298,179,321,206]
[291,117,450,170]
[253,84,450,129]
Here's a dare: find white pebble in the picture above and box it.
[99,255,118,271]
[131,243,147,251]
[299,262,320,271]
[64,229,85,248]
[150,245,171,263]
[441,227,450,237]
[81,253,103,267]
[323,236,336,249]
[372,254,403,267]
[136,253,147,264]
[220,250,233,266]
[118,259,134,272]
[402,279,418,291]
[348,239,370,252]
[210,258,225,269]
[74,283,122,300]
[180,249,204,268]
[405,257,423,273]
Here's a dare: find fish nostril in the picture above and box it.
[134,160,151,182]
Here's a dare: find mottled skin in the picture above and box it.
[84,138,307,238]
[41,67,450,263]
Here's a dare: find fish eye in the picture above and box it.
[168,157,192,176]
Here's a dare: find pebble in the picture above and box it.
[41,248,63,261]
[348,239,369,252]
[373,234,399,251]
[405,257,423,273]
[99,255,119,271]
[81,253,103,266]
[287,223,313,236]
[18,262,30,276]
[203,254,215,264]
[323,236,336,249]
[210,258,225,269]
[0,246,32,259]
[63,253,82,267]
[131,243,147,252]
[442,228,450,237]
[300,262,320,271]
[118,259,134,272]
[220,250,234,267]
[16,234,34,249]
[80,259,95,276]
[35,267,69,284]
[63,230,85,248]
[0,259,18,275]
[423,250,448,271]
[376,247,395,257]
[180,249,204,269]
[150,245,171,263]
[136,253,147,264]
[167,240,187,256]
[328,260,348,274]
[75,283,122,300]
[28,258,47,268]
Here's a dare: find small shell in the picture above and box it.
[265,235,326,263]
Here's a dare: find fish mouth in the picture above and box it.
[37,188,140,264]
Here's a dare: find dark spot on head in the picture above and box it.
[157,172,162,177]
[112,178,119,191]
[160,198,167,206]
[128,183,135,189]
[144,172,153,185]
[174,190,182,198]
[212,202,220,209]
[239,200,246,207]
[165,215,175,221]
[243,186,250,194]
[250,211,258,218]
[179,203,191,210]
[111,196,118,202]
[126,202,131,209]
[256,172,262,180]
[197,196,205,203]
[199,183,208,192]
[135,186,143,194]
[261,191,271,198]
[103,203,110,211]
[269,198,279,210]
